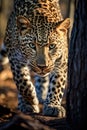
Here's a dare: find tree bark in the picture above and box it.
[66,0,87,129]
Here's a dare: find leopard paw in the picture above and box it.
[18,104,40,113]
[43,104,66,117]
[32,105,40,113]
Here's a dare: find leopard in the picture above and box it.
[4,0,70,117]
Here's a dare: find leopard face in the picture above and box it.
[17,16,70,76]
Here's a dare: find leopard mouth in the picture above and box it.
[29,63,53,76]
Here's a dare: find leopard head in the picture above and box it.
[17,16,70,76]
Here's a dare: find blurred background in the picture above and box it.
[0,0,75,110]
[0,0,14,44]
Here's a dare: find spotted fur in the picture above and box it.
[4,0,70,117]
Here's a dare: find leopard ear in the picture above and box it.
[17,16,30,34]
[56,18,71,34]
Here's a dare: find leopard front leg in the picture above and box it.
[35,75,49,103]
[43,71,67,117]
[10,58,39,113]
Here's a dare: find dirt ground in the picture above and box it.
[0,59,71,130]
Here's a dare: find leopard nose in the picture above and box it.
[37,63,48,69]
[36,57,49,69]
[37,61,48,69]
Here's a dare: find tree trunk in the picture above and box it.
[66,0,87,129]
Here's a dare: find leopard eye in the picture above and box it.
[49,44,56,50]
[29,43,36,50]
